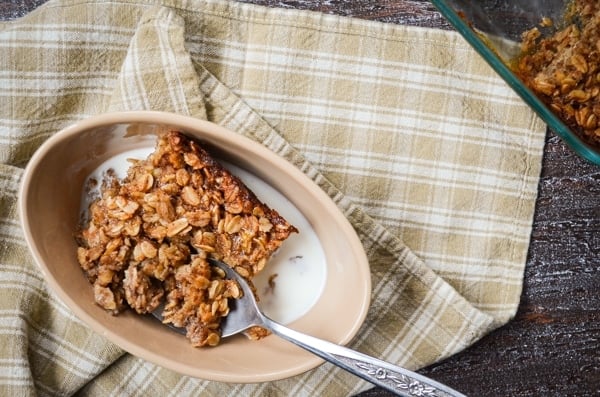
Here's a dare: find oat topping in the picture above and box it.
[76,130,297,347]
[514,0,600,148]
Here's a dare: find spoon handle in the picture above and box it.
[265,318,465,397]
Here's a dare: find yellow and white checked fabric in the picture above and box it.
[0,0,546,395]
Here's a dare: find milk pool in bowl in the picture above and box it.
[81,147,327,325]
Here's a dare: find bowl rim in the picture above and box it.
[18,110,372,382]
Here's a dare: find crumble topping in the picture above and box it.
[514,0,600,148]
[76,130,297,346]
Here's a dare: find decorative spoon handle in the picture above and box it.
[265,318,465,397]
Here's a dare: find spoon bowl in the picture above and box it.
[184,259,467,397]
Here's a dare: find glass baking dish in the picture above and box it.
[430,0,600,165]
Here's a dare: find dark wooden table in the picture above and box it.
[2,1,599,396]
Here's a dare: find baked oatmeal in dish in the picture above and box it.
[514,0,600,148]
[76,130,297,347]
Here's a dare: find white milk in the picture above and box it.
[82,148,327,325]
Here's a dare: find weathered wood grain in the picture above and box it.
[362,130,600,397]
[1,0,599,396]
[237,0,452,28]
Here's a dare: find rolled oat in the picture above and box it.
[514,0,600,148]
[76,130,297,347]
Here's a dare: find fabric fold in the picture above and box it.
[107,6,207,118]
[0,164,125,396]
[0,0,546,396]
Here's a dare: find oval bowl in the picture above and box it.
[18,111,371,382]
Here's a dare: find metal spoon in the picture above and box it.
[155,258,466,397]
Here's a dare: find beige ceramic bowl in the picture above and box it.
[18,111,371,382]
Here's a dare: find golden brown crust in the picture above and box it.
[514,0,600,148]
[76,130,297,346]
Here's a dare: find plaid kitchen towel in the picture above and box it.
[0,0,546,395]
